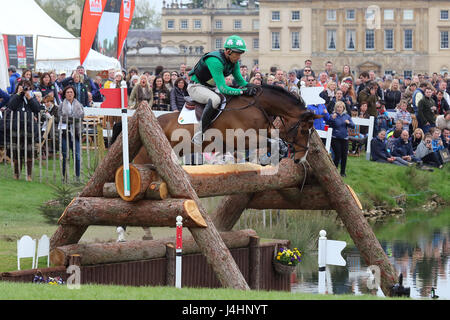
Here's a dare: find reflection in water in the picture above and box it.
[292,222,449,299]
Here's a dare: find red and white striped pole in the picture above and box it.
[175,216,183,288]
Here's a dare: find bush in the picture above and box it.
[38,183,82,224]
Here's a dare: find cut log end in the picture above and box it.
[146,181,169,200]
[346,184,363,210]
[115,164,142,201]
[184,200,207,228]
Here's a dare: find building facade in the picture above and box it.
[132,0,450,77]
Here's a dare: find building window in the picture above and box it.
[180,19,188,30]
[214,20,222,29]
[167,19,175,30]
[291,31,300,49]
[253,38,259,50]
[327,10,336,21]
[193,19,201,29]
[327,30,337,50]
[215,38,222,50]
[403,10,414,20]
[272,11,280,21]
[253,19,259,30]
[292,11,300,21]
[346,29,356,50]
[441,31,449,49]
[346,9,355,20]
[404,70,413,78]
[365,29,375,50]
[441,10,449,20]
[271,32,280,50]
[384,9,394,20]
[404,29,413,49]
[385,29,394,50]
[234,19,242,30]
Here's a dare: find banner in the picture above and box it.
[80,0,107,65]
[117,0,135,59]
[93,0,121,58]
[3,35,34,69]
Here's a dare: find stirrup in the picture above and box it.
[192,131,203,146]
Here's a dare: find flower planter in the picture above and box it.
[273,260,296,275]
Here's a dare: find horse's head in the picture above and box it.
[286,111,322,162]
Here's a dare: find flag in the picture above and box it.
[117,0,135,60]
[80,0,107,65]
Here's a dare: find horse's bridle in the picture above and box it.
[224,86,311,157]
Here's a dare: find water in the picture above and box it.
[291,208,450,299]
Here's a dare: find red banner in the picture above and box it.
[116,0,135,60]
[80,0,107,65]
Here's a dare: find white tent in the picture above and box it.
[0,0,121,72]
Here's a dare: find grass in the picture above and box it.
[0,155,448,300]
[0,282,400,300]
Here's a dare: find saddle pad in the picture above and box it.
[178,99,227,125]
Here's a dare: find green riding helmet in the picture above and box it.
[224,35,247,53]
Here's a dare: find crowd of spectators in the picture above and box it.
[1,59,449,180]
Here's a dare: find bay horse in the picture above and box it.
[135,84,320,164]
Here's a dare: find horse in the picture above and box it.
[134,84,321,164]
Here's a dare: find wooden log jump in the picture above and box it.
[50,229,260,266]
[57,197,207,228]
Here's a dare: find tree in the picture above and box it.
[131,0,161,29]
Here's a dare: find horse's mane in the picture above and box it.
[261,84,306,110]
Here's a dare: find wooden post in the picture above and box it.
[211,193,253,232]
[248,236,260,290]
[137,101,249,290]
[306,129,398,296]
[165,243,176,286]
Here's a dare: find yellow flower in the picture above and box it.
[277,256,281,260]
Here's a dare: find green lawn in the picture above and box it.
[0,282,399,300]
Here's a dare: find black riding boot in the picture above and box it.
[192,99,219,145]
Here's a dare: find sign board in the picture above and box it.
[300,87,325,106]
[325,240,347,266]
[3,35,34,69]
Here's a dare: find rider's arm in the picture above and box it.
[232,62,248,88]
[205,57,243,96]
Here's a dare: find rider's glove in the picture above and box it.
[242,85,258,96]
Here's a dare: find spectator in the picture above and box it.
[37,72,60,104]
[358,81,379,118]
[320,81,336,111]
[403,82,417,112]
[433,90,449,115]
[341,80,357,105]
[0,88,10,108]
[370,129,410,166]
[412,82,428,115]
[49,71,62,103]
[91,76,104,103]
[385,79,402,111]
[129,75,153,109]
[75,65,94,92]
[7,65,20,95]
[6,80,41,181]
[430,127,445,153]
[338,65,354,84]
[287,70,300,88]
[415,133,443,168]
[170,71,179,86]
[103,69,116,88]
[64,72,89,107]
[417,87,436,133]
[436,111,450,131]
[438,80,450,106]
[356,71,370,96]
[170,77,188,111]
[152,76,170,111]
[275,69,285,84]
[58,85,85,180]
[324,61,334,78]
[127,74,140,96]
[394,100,412,132]
[317,72,329,88]
[328,101,355,177]
[375,100,391,134]
[32,73,40,87]
[266,75,275,85]
[179,63,187,79]
[249,77,262,86]
[348,106,367,156]
[327,89,346,114]
[154,65,164,77]
[392,130,418,163]
[358,102,370,119]
[126,66,139,88]
[441,127,450,150]
[162,71,173,91]
[411,128,424,151]
[296,59,315,79]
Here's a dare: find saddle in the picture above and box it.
[184,94,226,122]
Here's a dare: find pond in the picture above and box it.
[291,208,450,299]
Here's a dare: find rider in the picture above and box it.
[188,35,258,145]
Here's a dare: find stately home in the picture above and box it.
[129,0,450,77]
